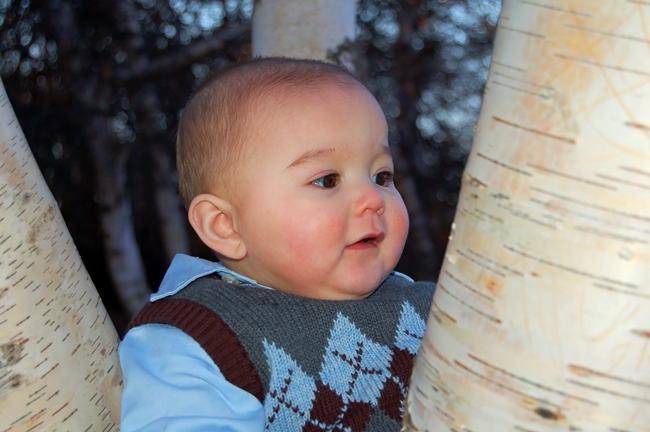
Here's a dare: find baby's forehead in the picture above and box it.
[201,61,371,127]
[246,80,371,126]
[256,81,375,126]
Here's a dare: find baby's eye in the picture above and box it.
[312,173,339,189]
[373,171,394,187]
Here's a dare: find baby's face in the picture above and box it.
[229,83,409,299]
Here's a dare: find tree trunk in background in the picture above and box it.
[0,80,121,430]
[135,85,191,264]
[84,114,151,318]
[152,145,191,262]
[405,1,650,430]
[252,0,357,63]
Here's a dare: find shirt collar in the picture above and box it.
[152,253,414,301]
[151,254,272,301]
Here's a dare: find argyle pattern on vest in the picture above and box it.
[130,274,435,432]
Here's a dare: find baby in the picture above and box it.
[119,57,435,432]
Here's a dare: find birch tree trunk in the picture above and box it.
[136,85,191,263]
[405,1,650,430]
[0,80,121,431]
[152,145,191,262]
[252,0,357,64]
[84,114,151,319]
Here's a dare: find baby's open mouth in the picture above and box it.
[352,232,385,246]
[347,233,384,251]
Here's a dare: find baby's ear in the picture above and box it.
[188,194,247,260]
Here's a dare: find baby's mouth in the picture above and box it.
[351,232,385,246]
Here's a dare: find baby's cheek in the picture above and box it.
[385,200,409,263]
[391,199,410,240]
[281,215,343,267]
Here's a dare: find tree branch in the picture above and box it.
[115,23,251,81]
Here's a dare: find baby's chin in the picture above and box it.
[309,272,391,300]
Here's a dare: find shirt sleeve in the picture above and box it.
[119,324,266,432]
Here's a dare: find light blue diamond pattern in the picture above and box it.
[394,302,426,354]
[263,340,316,431]
[319,313,393,404]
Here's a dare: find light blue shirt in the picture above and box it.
[119,254,414,431]
[120,255,267,431]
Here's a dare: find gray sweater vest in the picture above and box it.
[130,274,435,431]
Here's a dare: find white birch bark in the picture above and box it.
[404,1,650,430]
[0,80,121,431]
[252,0,357,63]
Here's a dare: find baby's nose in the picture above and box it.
[355,183,386,216]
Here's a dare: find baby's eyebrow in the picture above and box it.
[287,148,338,168]
[376,145,392,159]
[286,145,391,169]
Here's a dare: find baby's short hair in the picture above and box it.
[176,57,365,207]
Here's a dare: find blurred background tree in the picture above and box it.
[0,0,500,333]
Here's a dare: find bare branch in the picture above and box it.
[115,24,251,81]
